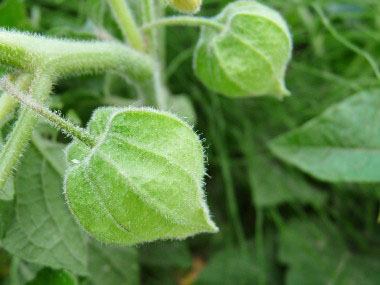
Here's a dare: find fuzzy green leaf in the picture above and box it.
[85,240,139,285]
[194,1,292,98]
[279,219,380,285]
[2,136,87,275]
[270,90,380,183]
[65,107,218,245]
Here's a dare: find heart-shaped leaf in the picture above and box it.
[64,107,218,245]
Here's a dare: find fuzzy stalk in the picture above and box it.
[0,74,31,125]
[0,77,96,148]
[140,0,168,110]
[106,0,145,51]
[0,72,52,191]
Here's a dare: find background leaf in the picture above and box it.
[27,268,77,285]
[84,240,139,285]
[270,90,380,183]
[249,153,326,207]
[279,219,380,285]
[2,136,87,275]
[196,246,259,284]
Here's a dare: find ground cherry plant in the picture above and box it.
[1,0,379,284]
[0,0,291,247]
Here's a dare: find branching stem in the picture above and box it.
[0,74,31,124]
[106,0,145,51]
[0,71,52,191]
[140,0,168,110]
[0,77,97,148]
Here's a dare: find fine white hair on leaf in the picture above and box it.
[64,106,218,246]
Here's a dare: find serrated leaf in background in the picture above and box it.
[2,137,87,275]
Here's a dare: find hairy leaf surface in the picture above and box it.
[65,107,218,245]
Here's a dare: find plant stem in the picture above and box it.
[140,0,168,110]
[0,94,17,124]
[0,72,52,191]
[0,30,154,81]
[0,74,31,125]
[142,16,224,33]
[313,3,380,81]
[10,257,20,285]
[155,0,167,70]
[0,77,96,148]
[106,0,145,51]
[141,0,157,54]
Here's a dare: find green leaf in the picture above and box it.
[251,154,326,207]
[196,247,258,284]
[0,177,14,201]
[270,90,380,183]
[0,0,28,28]
[139,241,192,269]
[65,107,218,245]
[85,240,139,285]
[0,199,14,240]
[27,268,77,285]
[2,136,87,275]
[279,219,380,285]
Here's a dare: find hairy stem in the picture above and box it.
[0,77,96,148]
[0,72,52,191]
[0,74,32,125]
[106,0,145,51]
[0,30,154,81]
[0,94,17,125]
[142,16,224,33]
[155,0,167,70]
[141,0,156,53]
[140,0,168,110]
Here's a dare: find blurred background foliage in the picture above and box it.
[0,0,379,284]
